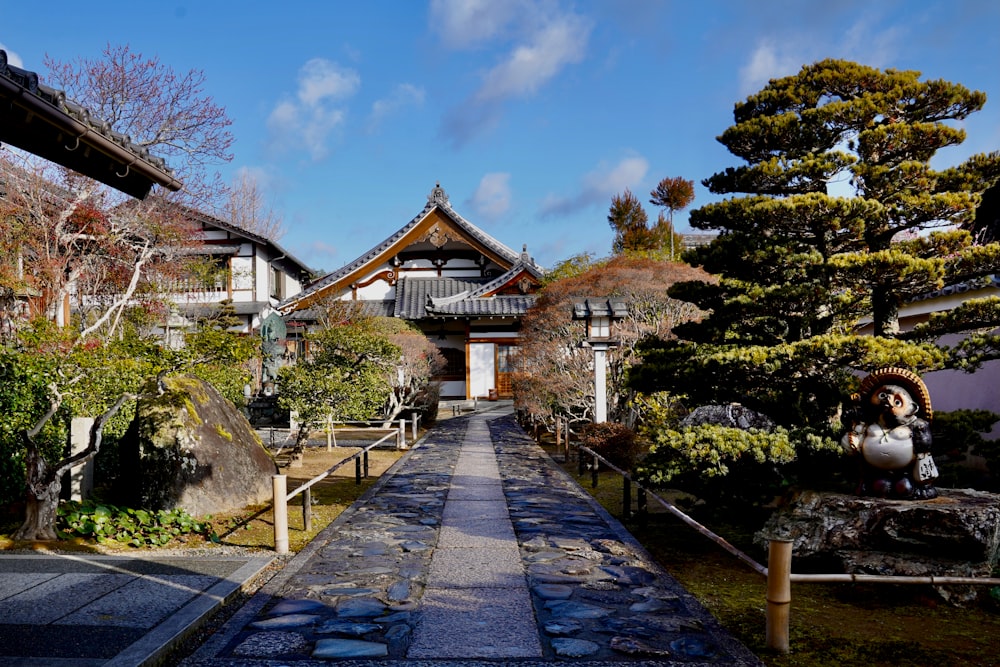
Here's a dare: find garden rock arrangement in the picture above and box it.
[120,374,277,516]
[758,488,1000,604]
[187,410,761,665]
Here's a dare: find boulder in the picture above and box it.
[120,375,278,516]
[757,488,1000,603]
[681,403,776,431]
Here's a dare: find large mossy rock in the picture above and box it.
[120,375,277,516]
[757,489,1000,603]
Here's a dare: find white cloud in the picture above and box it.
[429,0,521,49]
[469,173,512,221]
[540,155,649,217]
[433,2,593,147]
[267,58,360,161]
[475,14,590,103]
[368,83,426,132]
[0,44,23,68]
[297,58,360,106]
[739,40,802,96]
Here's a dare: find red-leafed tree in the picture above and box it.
[513,255,711,429]
[1,44,236,540]
[44,43,233,202]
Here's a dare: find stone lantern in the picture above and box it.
[572,298,628,423]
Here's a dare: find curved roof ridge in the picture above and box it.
[281,183,522,309]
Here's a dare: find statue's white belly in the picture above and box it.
[861,425,914,470]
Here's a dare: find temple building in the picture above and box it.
[279,183,544,399]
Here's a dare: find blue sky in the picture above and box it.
[3,1,999,274]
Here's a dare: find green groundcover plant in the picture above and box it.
[56,500,215,547]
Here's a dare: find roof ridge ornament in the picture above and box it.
[428,181,450,207]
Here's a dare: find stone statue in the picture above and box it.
[841,367,938,500]
[260,312,287,384]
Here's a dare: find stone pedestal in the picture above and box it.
[757,489,1000,604]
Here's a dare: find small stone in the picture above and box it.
[401,540,430,552]
[362,543,388,556]
[544,600,611,619]
[544,619,583,636]
[522,535,548,549]
[322,587,376,597]
[552,638,600,657]
[629,598,666,612]
[249,613,319,629]
[387,581,411,601]
[551,537,590,551]
[316,620,380,636]
[385,623,412,654]
[337,597,387,617]
[534,583,573,599]
[609,635,671,657]
[380,611,412,624]
[268,598,326,615]
[633,586,679,600]
[312,638,388,658]
[593,538,633,556]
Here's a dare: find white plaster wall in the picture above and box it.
[469,342,495,398]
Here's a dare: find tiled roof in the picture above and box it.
[908,275,1000,303]
[395,277,487,319]
[282,183,524,309]
[175,205,315,281]
[0,50,181,199]
[427,294,537,318]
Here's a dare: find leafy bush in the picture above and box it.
[634,423,844,509]
[56,500,214,547]
[579,422,645,471]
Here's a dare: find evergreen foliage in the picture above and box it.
[630,60,1000,498]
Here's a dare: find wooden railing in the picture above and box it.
[558,434,1000,654]
[271,429,399,555]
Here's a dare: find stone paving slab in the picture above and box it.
[0,555,272,666]
[407,587,542,659]
[441,499,509,521]
[184,410,763,666]
[437,519,516,547]
[426,546,525,588]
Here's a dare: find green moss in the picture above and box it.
[183,398,203,425]
[214,423,232,441]
[165,375,211,405]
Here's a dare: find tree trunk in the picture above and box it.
[12,445,62,541]
[13,391,132,542]
[871,285,900,337]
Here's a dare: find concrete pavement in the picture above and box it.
[0,551,272,666]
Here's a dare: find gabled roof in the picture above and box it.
[419,255,543,319]
[178,205,315,282]
[281,183,530,312]
[0,50,182,199]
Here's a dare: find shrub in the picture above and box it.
[579,422,645,471]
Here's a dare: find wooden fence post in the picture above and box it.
[766,539,793,654]
[303,486,312,532]
[272,475,288,555]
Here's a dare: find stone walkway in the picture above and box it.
[184,408,762,666]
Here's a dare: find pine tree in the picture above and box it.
[630,60,1000,494]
